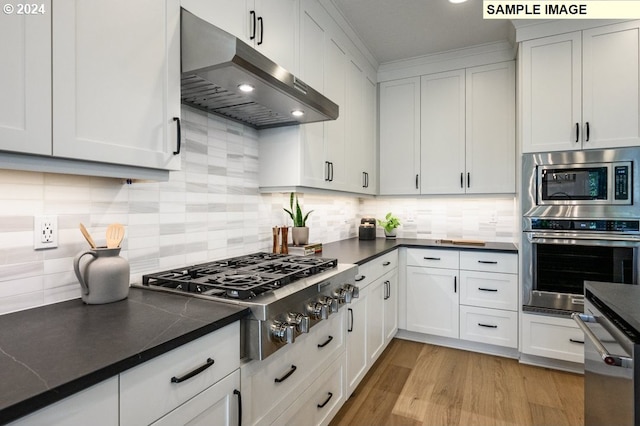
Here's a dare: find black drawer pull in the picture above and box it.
[173,117,181,155]
[570,338,585,344]
[348,308,354,332]
[478,323,498,328]
[274,365,297,383]
[355,275,366,282]
[233,389,242,426]
[171,358,214,383]
[382,261,391,266]
[478,260,498,264]
[317,335,334,348]
[317,392,333,409]
[424,257,441,261]
[478,287,498,292]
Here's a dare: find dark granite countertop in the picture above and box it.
[585,281,640,341]
[0,288,249,425]
[316,237,518,265]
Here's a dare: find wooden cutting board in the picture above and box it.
[436,239,486,246]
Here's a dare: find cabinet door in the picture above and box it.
[152,370,240,426]
[383,270,398,343]
[324,37,347,189]
[582,21,640,149]
[52,0,181,171]
[521,32,582,153]
[346,291,367,397]
[406,266,459,338]
[366,277,386,363]
[345,58,366,193]
[465,61,515,194]
[362,75,378,194]
[255,0,298,73]
[420,70,466,194]
[379,77,421,195]
[0,1,51,155]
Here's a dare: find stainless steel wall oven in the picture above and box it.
[522,148,640,316]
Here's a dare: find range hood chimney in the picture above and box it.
[180,8,339,130]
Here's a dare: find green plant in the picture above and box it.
[377,212,400,232]
[284,193,313,227]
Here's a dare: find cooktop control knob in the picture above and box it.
[287,312,310,333]
[320,296,338,313]
[344,284,360,299]
[271,321,295,344]
[307,302,329,320]
[334,288,352,304]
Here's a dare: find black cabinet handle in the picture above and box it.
[348,308,354,332]
[249,10,256,40]
[454,276,457,293]
[570,338,585,344]
[274,365,297,383]
[424,257,441,261]
[170,358,214,383]
[467,172,470,188]
[325,161,331,181]
[317,392,333,409]
[586,122,590,142]
[478,260,498,264]
[317,335,333,348]
[257,16,264,45]
[382,261,391,266]
[233,389,242,426]
[460,172,463,188]
[478,323,498,328]
[355,275,366,282]
[478,287,498,292]
[173,117,181,155]
[575,122,579,143]
[327,162,334,181]
[415,174,419,189]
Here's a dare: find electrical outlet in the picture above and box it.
[34,215,58,250]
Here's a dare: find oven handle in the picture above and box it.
[528,232,640,244]
[571,313,633,368]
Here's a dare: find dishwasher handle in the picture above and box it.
[571,313,633,368]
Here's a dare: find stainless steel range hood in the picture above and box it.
[180,8,339,129]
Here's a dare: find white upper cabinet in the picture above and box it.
[379,77,421,195]
[382,61,515,195]
[180,0,298,73]
[0,1,51,156]
[521,21,640,153]
[52,0,181,171]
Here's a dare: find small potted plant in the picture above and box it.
[377,212,401,238]
[284,193,313,245]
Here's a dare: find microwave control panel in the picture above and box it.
[615,165,630,200]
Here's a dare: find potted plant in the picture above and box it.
[377,212,401,238]
[284,193,313,245]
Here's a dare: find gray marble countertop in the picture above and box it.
[315,237,518,265]
[0,288,249,424]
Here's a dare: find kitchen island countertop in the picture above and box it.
[0,288,249,425]
[317,237,518,265]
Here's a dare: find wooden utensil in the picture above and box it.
[106,223,125,248]
[79,223,97,249]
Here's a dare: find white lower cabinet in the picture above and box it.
[345,292,367,396]
[120,322,240,426]
[240,309,345,426]
[521,313,584,364]
[8,377,119,426]
[459,305,518,348]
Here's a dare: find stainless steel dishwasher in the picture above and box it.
[572,282,640,426]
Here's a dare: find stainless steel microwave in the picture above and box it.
[522,148,640,219]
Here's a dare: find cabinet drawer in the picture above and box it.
[459,271,518,311]
[241,310,344,426]
[273,354,345,426]
[521,314,584,363]
[356,250,398,289]
[406,248,459,269]
[459,306,518,348]
[120,322,240,426]
[460,251,517,274]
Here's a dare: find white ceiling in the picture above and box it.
[330,0,515,64]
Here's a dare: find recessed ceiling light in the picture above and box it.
[449,0,468,3]
[238,83,255,92]
[291,110,305,117]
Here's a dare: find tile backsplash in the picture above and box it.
[0,107,516,314]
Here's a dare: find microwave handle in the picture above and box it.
[571,313,632,368]
[528,232,640,244]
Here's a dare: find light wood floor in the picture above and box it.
[330,339,584,426]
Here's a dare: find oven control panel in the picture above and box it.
[531,218,640,232]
